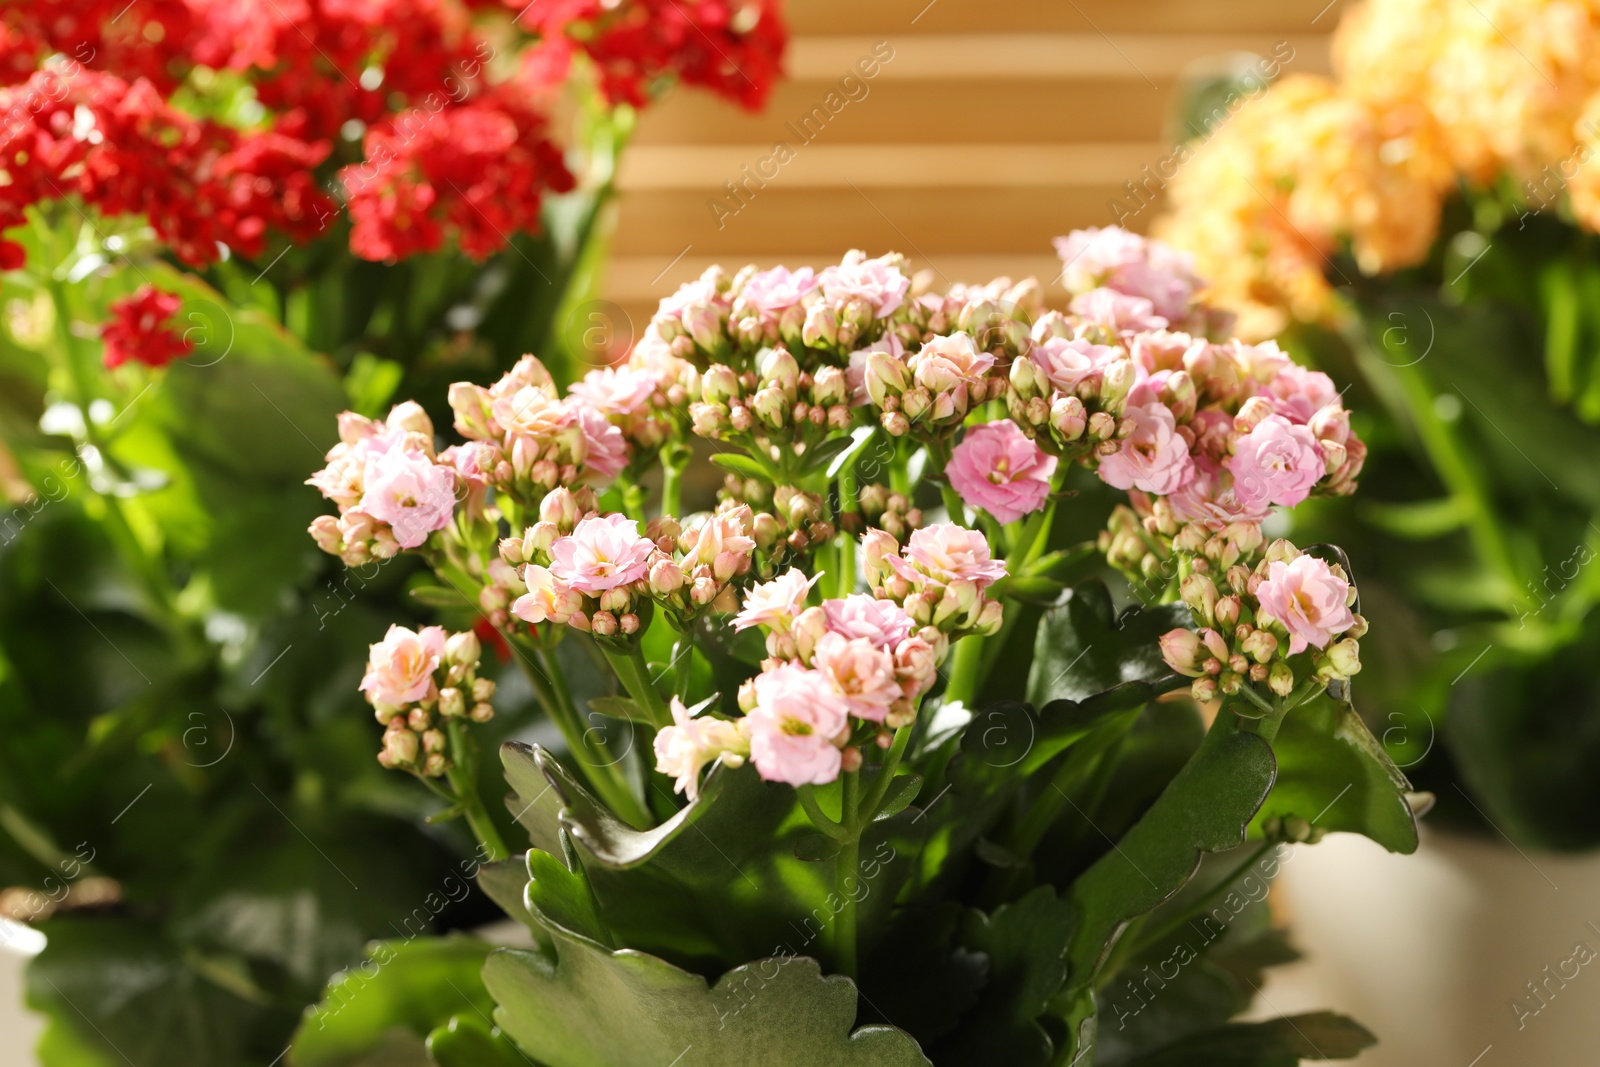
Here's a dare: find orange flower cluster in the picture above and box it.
[1156,0,1600,336]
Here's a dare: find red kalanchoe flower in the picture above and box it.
[340,92,575,262]
[0,68,334,267]
[102,286,193,369]
[520,0,788,111]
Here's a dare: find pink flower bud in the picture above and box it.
[882,411,911,436]
[470,703,494,723]
[704,363,741,404]
[590,610,619,637]
[444,631,481,667]
[1159,629,1205,676]
[813,365,848,406]
[757,347,800,392]
[619,613,641,635]
[1181,573,1219,626]
[682,302,722,351]
[649,558,686,595]
[309,515,343,555]
[1050,394,1088,440]
[803,304,838,348]
[439,686,466,718]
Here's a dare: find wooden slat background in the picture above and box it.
[604,0,1338,329]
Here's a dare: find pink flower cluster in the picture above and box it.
[1158,543,1365,705]
[307,402,461,565]
[707,563,947,787]
[360,626,496,777]
[502,492,757,637]
[448,355,631,505]
[862,523,1007,638]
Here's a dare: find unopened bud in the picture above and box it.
[1268,660,1295,697]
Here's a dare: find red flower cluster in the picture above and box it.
[341,92,575,262]
[101,285,193,369]
[520,0,787,111]
[0,0,787,269]
[0,65,334,268]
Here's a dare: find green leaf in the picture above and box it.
[27,915,265,1067]
[1060,719,1277,1063]
[1358,496,1470,540]
[484,929,931,1067]
[1119,1011,1376,1065]
[932,886,1077,1067]
[795,832,844,862]
[826,426,879,479]
[1027,581,1192,706]
[426,1014,528,1067]
[1252,694,1424,854]
[799,434,856,476]
[710,453,776,482]
[289,935,494,1067]
[586,695,650,723]
[873,773,923,822]
[500,742,926,975]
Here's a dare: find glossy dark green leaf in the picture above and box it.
[1252,694,1423,854]
[1118,1011,1375,1065]
[932,886,1076,1067]
[1027,581,1192,706]
[27,915,265,1067]
[1060,719,1277,1064]
[484,928,932,1067]
[289,935,494,1067]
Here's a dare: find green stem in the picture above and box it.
[510,636,651,828]
[443,720,508,862]
[858,725,912,816]
[621,479,647,522]
[798,785,847,840]
[941,634,986,708]
[660,443,689,518]
[603,641,670,728]
[834,770,861,978]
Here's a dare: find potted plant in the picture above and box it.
[288,229,1423,1065]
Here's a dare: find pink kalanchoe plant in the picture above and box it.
[315,225,1376,917]
[308,230,1403,1056]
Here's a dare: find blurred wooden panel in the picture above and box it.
[785,0,1345,34]
[601,2,1336,310]
[784,35,1328,81]
[610,187,1141,257]
[633,79,1179,145]
[617,143,1166,191]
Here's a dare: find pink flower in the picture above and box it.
[1256,555,1356,655]
[1222,339,1292,385]
[656,272,721,319]
[735,568,821,632]
[569,402,629,483]
[491,382,570,442]
[910,333,995,404]
[893,636,940,699]
[1097,403,1195,496]
[1070,288,1168,332]
[1228,414,1324,511]
[894,523,1008,591]
[1028,335,1120,394]
[739,266,819,314]
[745,665,850,786]
[360,624,447,707]
[1168,456,1271,531]
[812,632,901,722]
[549,514,656,593]
[1054,227,1201,321]
[511,565,581,625]
[820,253,909,318]
[569,365,658,417]
[1261,364,1341,424]
[358,439,458,549]
[947,419,1058,524]
[681,507,757,582]
[1129,330,1199,375]
[653,697,750,801]
[821,594,914,650]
